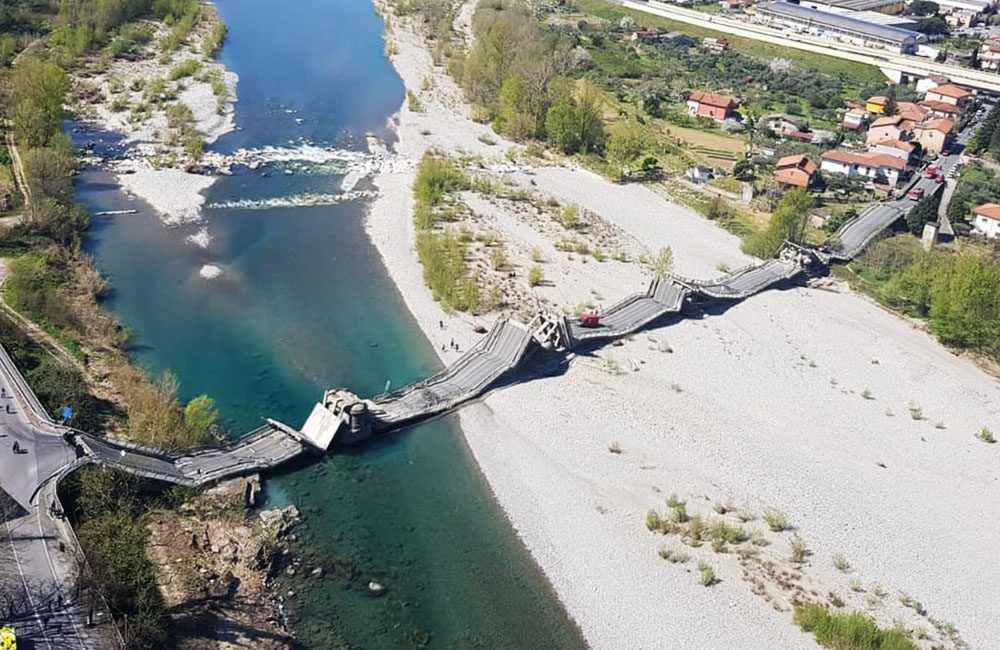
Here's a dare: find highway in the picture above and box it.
[619,0,1000,93]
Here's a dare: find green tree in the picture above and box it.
[928,254,1000,352]
[497,74,536,140]
[9,57,71,148]
[545,97,579,153]
[916,17,949,36]
[905,194,940,235]
[183,394,218,442]
[744,187,813,257]
[605,120,649,181]
[575,82,605,154]
[904,0,940,15]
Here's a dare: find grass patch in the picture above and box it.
[763,507,788,532]
[794,603,917,650]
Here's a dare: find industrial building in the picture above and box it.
[796,0,905,13]
[755,2,926,54]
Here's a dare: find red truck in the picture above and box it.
[579,312,601,328]
[907,188,925,200]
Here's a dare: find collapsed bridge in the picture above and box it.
[2,194,911,496]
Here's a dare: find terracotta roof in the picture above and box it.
[918,118,954,134]
[821,150,906,171]
[870,115,906,128]
[896,102,928,122]
[973,203,1000,221]
[688,90,737,109]
[928,83,971,100]
[775,154,817,174]
[870,139,915,152]
[866,95,888,106]
[920,100,962,115]
[775,168,811,188]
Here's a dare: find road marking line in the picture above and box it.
[5,516,54,650]
[36,502,88,649]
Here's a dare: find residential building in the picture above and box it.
[774,154,817,189]
[919,100,963,120]
[821,150,907,186]
[760,113,804,137]
[924,83,972,112]
[866,115,914,146]
[980,39,1000,72]
[868,139,917,163]
[916,74,951,95]
[841,107,869,131]
[865,95,889,114]
[913,118,954,156]
[895,101,929,123]
[972,203,1000,238]
[755,2,925,54]
[687,90,738,122]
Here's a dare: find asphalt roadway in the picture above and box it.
[0,354,115,649]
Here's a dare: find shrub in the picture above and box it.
[763,507,788,532]
[528,265,544,287]
[608,440,623,454]
[646,509,662,531]
[698,563,717,587]
[790,534,809,563]
[560,204,580,229]
[794,604,917,650]
[832,553,851,572]
[407,90,424,112]
[977,427,995,443]
[169,59,200,80]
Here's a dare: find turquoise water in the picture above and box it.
[79,0,584,647]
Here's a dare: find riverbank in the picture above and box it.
[365,1,999,648]
[72,8,238,225]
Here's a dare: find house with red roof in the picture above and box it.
[972,204,1000,239]
[913,118,954,156]
[868,139,917,164]
[924,83,972,113]
[820,150,907,187]
[686,91,738,122]
[919,100,963,120]
[774,154,817,189]
[866,115,914,146]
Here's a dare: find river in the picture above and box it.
[78,0,584,647]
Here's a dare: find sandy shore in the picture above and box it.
[364,2,1000,649]
[73,12,239,226]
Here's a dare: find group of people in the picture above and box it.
[438,321,461,353]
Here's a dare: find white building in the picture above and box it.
[972,204,1000,238]
[821,150,907,186]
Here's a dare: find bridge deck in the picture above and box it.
[370,319,533,429]
[567,277,688,343]
[78,423,308,486]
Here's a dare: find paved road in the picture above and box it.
[619,0,1000,92]
[835,124,976,259]
[0,349,115,649]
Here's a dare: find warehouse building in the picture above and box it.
[796,0,905,14]
[755,2,926,54]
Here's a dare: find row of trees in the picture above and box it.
[968,102,1000,160]
[861,237,1000,358]
[461,3,608,154]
